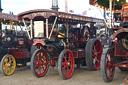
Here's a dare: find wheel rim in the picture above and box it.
[105,50,115,80]
[83,27,90,42]
[33,50,48,77]
[2,55,16,76]
[61,50,74,79]
[120,34,128,50]
[92,40,102,69]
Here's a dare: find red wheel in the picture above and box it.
[101,48,115,82]
[30,49,49,77]
[86,38,102,70]
[83,27,90,42]
[58,49,75,79]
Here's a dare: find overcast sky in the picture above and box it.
[1,0,90,15]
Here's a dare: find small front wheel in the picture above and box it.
[0,54,16,76]
[30,49,49,77]
[58,49,75,79]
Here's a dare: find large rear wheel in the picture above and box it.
[0,54,16,76]
[30,49,49,77]
[58,49,75,79]
[85,38,102,70]
[101,48,115,82]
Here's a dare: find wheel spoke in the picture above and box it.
[108,69,112,78]
[9,67,12,73]
[97,51,101,54]
[95,57,99,62]
[67,66,69,75]
[5,58,8,63]
[8,59,13,64]
[93,46,96,51]
[37,66,41,74]
[44,61,47,66]
[62,66,66,73]
[4,66,9,73]
[64,56,67,62]
[92,49,95,53]
[34,63,38,68]
[92,53,95,57]
[106,56,109,62]
[42,65,45,70]
[62,62,65,66]
[95,43,98,48]
[68,56,71,62]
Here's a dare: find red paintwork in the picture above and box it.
[122,4,128,20]
[18,49,28,52]
[22,52,30,58]
[111,28,128,40]
[8,48,17,54]
[7,47,30,59]
[14,52,30,59]
[113,60,128,68]
[72,50,85,58]
[53,53,59,58]
[17,38,26,47]
[33,39,45,46]
[114,43,126,57]
[14,52,22,59]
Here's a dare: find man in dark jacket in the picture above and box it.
[90,22,97,38]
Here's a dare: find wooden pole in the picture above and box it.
[109,0,113,29]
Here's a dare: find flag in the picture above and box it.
[82,11,87,15]
[106,12,110,17]
[69,10,74,13]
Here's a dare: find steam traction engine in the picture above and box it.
[101,4,128,82]
[0,13,35,76]
[0,28,35,76]
[18,9,103,79]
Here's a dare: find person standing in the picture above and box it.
[90,22,97,38]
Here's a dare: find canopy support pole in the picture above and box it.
[49,17,57,39]
[22,19,31,39]
[30,20,33,39]
[109,0,113,29]
[46,19,49,38]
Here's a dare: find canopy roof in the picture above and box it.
[0,12,18,21]
[0,12,24,25]
[18,9,104,24]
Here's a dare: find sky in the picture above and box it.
[1,0,106,19]
[1,0,89,14]
[1,0,108,30]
